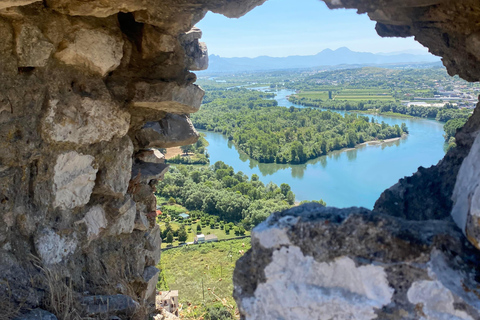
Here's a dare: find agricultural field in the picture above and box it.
[295,88,395,102]
[158,239,251,319]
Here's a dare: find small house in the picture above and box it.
[157,290,179,316]
[179,213,190,219]
[205,234,219,243]
[194,234,205,243]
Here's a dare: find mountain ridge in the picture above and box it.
[205,47,440,73]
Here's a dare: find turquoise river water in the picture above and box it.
[200,89,446,209]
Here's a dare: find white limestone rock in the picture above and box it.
[15,24,54,67]
[53,151,97,210]
[77,205,107,241]
[451,132,480,248]
[55,29,124,76]
[43,97,130,145]
[240,247,393,320]
[109,199,136,235]
[35,228,77,265]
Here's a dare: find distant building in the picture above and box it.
[194,234,205,243]
[157,290,179,316]
[179,213,190,219]
[205,234,219,243]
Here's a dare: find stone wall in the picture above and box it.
[3,0,480,319]
[0,0,266,318]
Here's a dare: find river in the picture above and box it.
[201,89,446,209]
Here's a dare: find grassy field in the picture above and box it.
[158,220,251,249]
[158,239,251,318]
[295,91,330,100]
[295,88,395,102]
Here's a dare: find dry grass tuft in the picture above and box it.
[0,284,22,320]
[30,255,82,320]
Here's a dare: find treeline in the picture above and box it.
[156,162,305,227]
[192,89,406,164]
[289,96,472,122]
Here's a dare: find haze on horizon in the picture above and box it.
[197,0,431,58]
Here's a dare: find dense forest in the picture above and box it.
[191,88,406,164]
[155,162,320,228]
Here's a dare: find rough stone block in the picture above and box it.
[234,204,480,320]
[136,114,199,149]
[96,137,133,196]
[142,24,177,59]
[43,96,130,145]
[80,294,139,317]
[15,24,54,67]
[136,148,165,164]
[134,209,149,231]
[132,162,169,183]
[34,228,77,265]
[0,0,40,11]
[55,29,124,76]
[53,151,97,210]
[76,205,107,241]
[452,132,480,249]
[142,266,160,301]
[13,308,58,320]
[131,82,204,114]
[145,224,161,266]
[108,198,136,235]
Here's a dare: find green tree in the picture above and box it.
[180,144,194,155]
[178,225,188,242]
[196,224,202,234]
[286,190,295,205]
[166,231,174,244]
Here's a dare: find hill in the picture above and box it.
[205,47,440,73]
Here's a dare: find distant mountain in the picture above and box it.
[205,47,440,73]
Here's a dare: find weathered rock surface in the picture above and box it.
[234,204,480,320]
[13,308,58,320]
[136,149,165,164]
[132,162,169,183]
[136,114,199,149]
[451,132,480,248]
[108,198,137,235]
[80,294,139,317]
[43,95,131,146]
[55,29,124,77]
[131,82,205,114]
[53,151,97,210]
[15,23,54,67]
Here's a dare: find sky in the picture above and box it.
[196,0,430,58]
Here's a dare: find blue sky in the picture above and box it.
[197,0,429,58]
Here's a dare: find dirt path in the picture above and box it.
[164,147,194,159]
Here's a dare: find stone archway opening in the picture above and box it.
[1,0,480,319]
